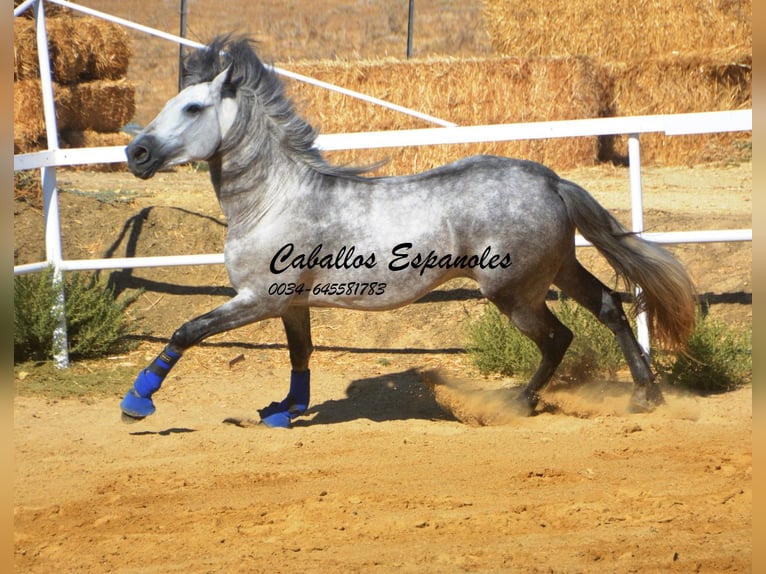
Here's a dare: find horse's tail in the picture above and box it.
[556,178,697,351]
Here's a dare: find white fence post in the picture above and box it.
[34,0,69,368]
[627,133,651,355]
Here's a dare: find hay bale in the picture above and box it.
[481,0,752,167]
[13,79,46,152]
[286,56,609,173]
[56,78,136,132]
[482,0,751,62]
[14,78,136,152]
[606,51,752,115]
[71,17,131,81]
[603,51,752,165]
[14,15,131,83]
[60,129,132,148]
[13,18,38,81]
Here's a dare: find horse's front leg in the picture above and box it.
[258,306,313,428]
[120,293,277,422]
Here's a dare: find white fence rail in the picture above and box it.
[14,0,752,367]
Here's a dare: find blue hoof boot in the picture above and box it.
[260,410,294,429]
[120,388,156,419]
[257,401,308,429]
[258,401,285,420]
[258,370,310,429]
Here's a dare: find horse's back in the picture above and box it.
[384,154,559,185]
[366,154,575,295]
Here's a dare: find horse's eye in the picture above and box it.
[184,103,203,115]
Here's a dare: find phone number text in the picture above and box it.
[267,282,387,297]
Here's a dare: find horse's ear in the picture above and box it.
[211,65,237,98]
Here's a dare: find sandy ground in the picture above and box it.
[14,163,752,572]
[13,376,752,573]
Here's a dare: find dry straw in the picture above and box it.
[481,0,751,165]
[482,0,751,62]
[14,79,135,152]
[15,15,131,84]
[13,80,46,152]
[13,0,67,19]
[604,49,752,165]
[287,56,610,173]
[57,79,136,133]
[14,9,135,156]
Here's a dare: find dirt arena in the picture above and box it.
[14,162,751,572]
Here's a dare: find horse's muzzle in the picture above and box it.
[125,135,162,179]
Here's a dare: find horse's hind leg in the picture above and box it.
[553,256,663,412]
[489,294,573,413]
[258,306,314,428]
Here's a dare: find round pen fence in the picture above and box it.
[13,0,752,368]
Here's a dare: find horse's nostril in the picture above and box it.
[132,145,149,164]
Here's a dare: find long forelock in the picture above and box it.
[181,35,372,178]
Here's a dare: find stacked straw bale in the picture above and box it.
[603,50,752,165]
[13,10,135,165]
[482,0,751,62]
[481,0,751,166]
[287,56,610,174]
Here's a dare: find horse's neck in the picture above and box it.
[208,156,233,216]
[208,147,304,227]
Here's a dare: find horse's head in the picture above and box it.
[126,66,238,179]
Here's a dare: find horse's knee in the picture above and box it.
[170,323,197,350]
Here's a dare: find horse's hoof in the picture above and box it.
[258,399,308,429]
[259,410,293,429]
[629,384,665,413]
[120,389,156,419]
[121,411,146,424]
[518,390,539,416]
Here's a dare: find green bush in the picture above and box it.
[653,311,752,393]
[14,267,140,362]
[466,297,624,380]
[467,298,752,394]
[552,297,625,379]
[465,303,540,377]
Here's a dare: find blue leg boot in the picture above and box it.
[120,347,181,422]
[258,370,310,428]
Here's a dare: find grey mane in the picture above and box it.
[182,35,371,179]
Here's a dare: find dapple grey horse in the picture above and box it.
[121,36,696,427]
